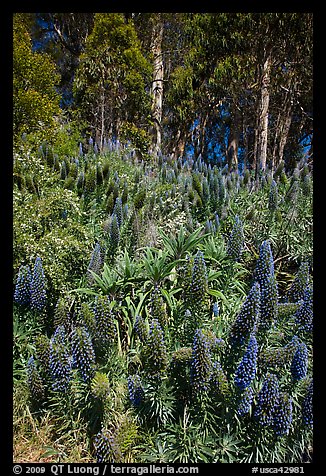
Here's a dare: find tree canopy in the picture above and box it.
[13,12,313,171]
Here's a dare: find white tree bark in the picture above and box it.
[256,52,271,172]
[150,15,164,157]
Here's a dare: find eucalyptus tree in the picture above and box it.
[30,13,94,108]
[245,13,313,173]
[13,13,61,141]
[165,13,255,165]
[163,12,313,173]
[73,13,152,149]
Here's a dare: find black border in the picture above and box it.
[5,4,322,474]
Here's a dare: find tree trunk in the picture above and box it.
[100,85,105,151]
[227,106,241,172]
[271,80,295,171]
[199,112,209,157]
[150,15,164,158]
[172,126,187,159]
[255,51,271,173]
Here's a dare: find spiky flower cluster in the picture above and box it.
[290,342,308,382]
[230,282,260,346]
[273,392,293,436]
[259,273,278,330]
[254,240,274,287]
[30,257,47,312]
[218,173,226,202]
[143,319,168,380]
[190,328,213,394]
[87,242,104,284]
[283,335,301,360]
[210,360,229,396]
[91,372,110,400]
[203,329,225,352]
[49,327,72,392]
[277,302,302,321]
[78,302,97,337]
[76,171,85,191]
[253,240,279,330]
[294,286,313,332]
[53,297,71,331]
[134,314,148,343]
[237,386,255,416]
[113,197,123,227]
[205,219,216,235]
[234,335,258,390]
[109,214,120,251]
[14,264,31,306]
[191,250,208,304]
[286,261,310,302]
[302,379,313,426]
[170,347,192,374]
[71,326,96,382]
[212,302,219,317]
[302,174,312,196]
[226,215,244,261]
[150,285,168,328]
[268,180,278,211]
[94,296,116,349]
[259,335,300,369]
[27,356,45,401]
[214,212,220,230]
[34,334,51,376]
[94,429,122,463]
[286,179,300,203]
[254,373,280,427]
[127,374,144,407]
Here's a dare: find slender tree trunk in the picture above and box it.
[199,112,209,157]
[172,126,187,159]
[278,112,292,167]
[255,50,272,173]
[271,80,294,171]
[227,106,240,172]
[150,15,164,158]
[100,85,105,151]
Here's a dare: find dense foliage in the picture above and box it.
[13,10,313,465]
[13,138,312,463]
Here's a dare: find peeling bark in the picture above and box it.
[255,50,272,173]
[150,15,164,157]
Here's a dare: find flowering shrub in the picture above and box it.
[273,392,293,436]
[286,261,310,302]
[190,328,213,395]
[230,282,260,346]
[94,296,116,351]
[142,319,168,381]
[254,373,280,427]
[127,374,144,407]
[226,215,244,261]
[14,141,312,464]
[49,333,72,392]
[94,429,122,463]
[27,356,45,401]
[87,242,104,284]
[268,180,278,211]
[14,264,31,306]
[294,286,313,333]
[290,342,308,382]
[302,379,313,427]
[71,326,96,382]
[234,335,258,390]
[237,386,254,416]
